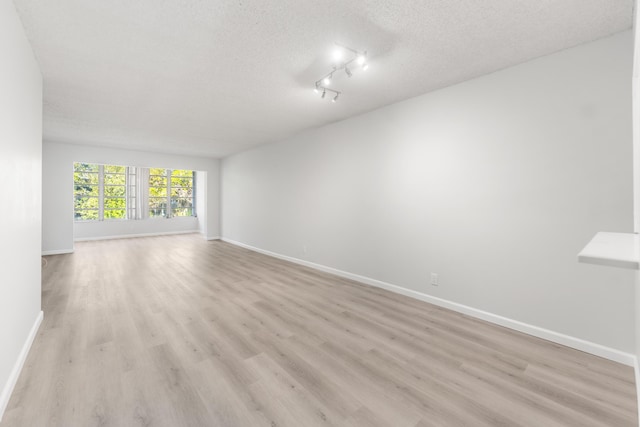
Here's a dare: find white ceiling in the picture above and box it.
[13,0,633,158]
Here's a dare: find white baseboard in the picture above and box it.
[206,236,221,241]
[634,357,640,427]
[221,238,636,366]
[41,248,74,256]
[74,230,199,242]
[0,310,43,422]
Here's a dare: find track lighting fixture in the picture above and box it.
[314,86,340,103]
[313,42,369,103]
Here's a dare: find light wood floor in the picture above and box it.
[2,234,637,426]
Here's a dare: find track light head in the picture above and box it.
[323,75,331,85]
[314,82,320,93]
[345,67,352,77]
[321,89,326,99]
[362,63,369,71]
[357,52,366,65]
[332,93,339,103]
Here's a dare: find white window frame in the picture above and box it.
[74,163,197,221]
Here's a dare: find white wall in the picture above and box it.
[632,0,640,383]
[42,141,220,253]
[196,171,208,237]
[222,31,635,354]
[0,0,43,419]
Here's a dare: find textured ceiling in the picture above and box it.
[13,0,634,158]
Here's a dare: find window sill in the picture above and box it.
[577,232,639,270]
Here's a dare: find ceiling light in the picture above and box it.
[313,44,369,102]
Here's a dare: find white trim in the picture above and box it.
[74,230,199,242]
[205,236,221,241]
[0,310,43,422]
[221,238,635,366]
[634,356,640,427]
[41,248,74,256]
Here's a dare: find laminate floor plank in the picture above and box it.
[1,234,636,426]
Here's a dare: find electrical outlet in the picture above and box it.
[430,273,438,286]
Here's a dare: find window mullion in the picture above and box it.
[167,169,172,218]
[98,164,104,221]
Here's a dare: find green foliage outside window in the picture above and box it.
[149,168,168,217]
[74,163,99,220]
[170,169,194,217]
[74,163,195,221]
[104,165,126,219]
[74,162,127,220]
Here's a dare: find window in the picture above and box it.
[73,162,196,221]
[74,163,99,220]
[103,165,127,219]
[74,163,133,221]
[170,169,194,217]
[149,168,168,218]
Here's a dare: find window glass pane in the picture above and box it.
[104,186,126,197]
[104,197,125,209]
[171,197,193,208]
[104,173,126,185]
[74,184,98,196]
[149,196,167,218]
[149,175,167,187]
[74,163,99,173]
[172,207,193,217]
[150,187,167,198]
[75,196,99,210]
[171,169,193,177]
[171,187,193,198]
[75,210,99,220]
[104,165,125,174]
[171,197,193,217]
[171,176,193,187]
[74,171,99,186]
[104,209,126,219]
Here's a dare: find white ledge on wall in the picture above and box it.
[578,232,639,270]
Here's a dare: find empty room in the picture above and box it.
[3,0,640,425]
